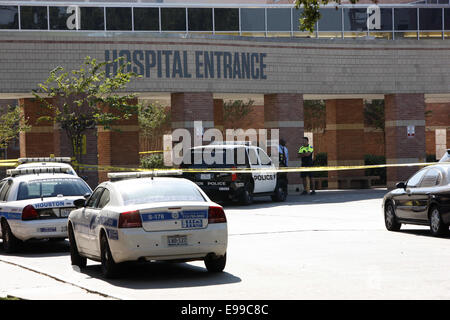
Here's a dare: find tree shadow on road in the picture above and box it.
[80,260,241,290]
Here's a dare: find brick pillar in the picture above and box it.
[213,99,224,134]
[385,94,426,189]
[97,100,139,183]
[264,93,304,193]
[325,99,365,189]
[171,92,214,144]
[19,98,54,157]
[425,102,450,160]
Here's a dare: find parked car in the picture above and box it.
[0,166,92,252]
[382,163,450,237]
[439,149,450,162]
[181,142,287,205]
[68,171,228,278]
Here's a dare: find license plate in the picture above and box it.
[200,174,211,180]
[182,219,203,229]
[168,235,187,246]
[60,208,72,218]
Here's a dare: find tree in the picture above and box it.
[294,0,362,32]
[33,56,141,167]
[223,99,255,129]
[304,100,326,133]
[139,102,171,138]
[0,105,30,150]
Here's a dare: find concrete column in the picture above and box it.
[264,93,304,193]
[19,98,54,158]
[385,94,426,189]
[325,99,365,189]
[97,100,140,183]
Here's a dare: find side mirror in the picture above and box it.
[73,198,86,208]
[83,192,91,199]
[396,182,406,189]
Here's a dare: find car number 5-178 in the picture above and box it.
[168,235,188,246]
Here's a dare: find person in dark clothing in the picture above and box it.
[297,137,315,195]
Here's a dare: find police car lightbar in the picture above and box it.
[108,170,183,181]
[18,157,72,164]
[7,167,71,176]
[210,141,252,146]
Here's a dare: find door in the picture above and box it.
[76,187,104,252]
[410,168,442,221]
[248,147,276,193]
[393,168,427,220]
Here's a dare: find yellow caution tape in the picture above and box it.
[139,150,164,155]
[71,161,437,174]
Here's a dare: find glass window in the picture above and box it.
[161,8,186,31]
[420,169,441,187]
[241,8,265,32]
[444,8,450,30]
[80,7,104,31]
[318,8,342,31]
[258,149,272,165]
[377,8,393,31]
[420,8,442,31]
[106,7,132,31]
[0,180,11,201]
[214,8,239,31]
[49,6,72,30]
[86,187,104,208]
[344,8,367,31]
[17,178,91,201]
[133,7,159,31]
[20,6,48,30]
[117,179,205,205]
[406,169,427,188]
[188,8,212,31]
[248,149,260,165]
[394,8,417,31]
[97,189,110,209]
[267,8,291,32]
[0,6,18,29]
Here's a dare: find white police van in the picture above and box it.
[0,164,92,253]
[181,142,288,205]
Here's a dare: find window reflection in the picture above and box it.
[134,7,159,31]
[241,8,265,32]
[214,8,239,31]
[106,7,132,31]
[161,8,186,31]
[20,6,47,30]
[0,6,18,29]
[267,8,291,32]
[80,7,104,30]
[188,8,212,31]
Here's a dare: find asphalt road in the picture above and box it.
[1,188,450,300]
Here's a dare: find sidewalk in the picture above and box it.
[0,259,115,300]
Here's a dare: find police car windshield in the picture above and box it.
[117,179,205,205]
[17,178,91,200]
[181,147,247,168]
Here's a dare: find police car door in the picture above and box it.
[248,147,276,193]
[78,187,104,253]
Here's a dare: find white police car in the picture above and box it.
[439,149,450,163]
[67,171,228,278]
[16,157,77,176]
[0,166,92,253]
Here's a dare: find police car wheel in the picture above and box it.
[1,220,20,253]
[239,186,253,206]
[204,253,226,273]
[100,233,120,278]
[271,185,287,202]
[68,224,87,269]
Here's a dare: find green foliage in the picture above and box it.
[364,154,386,185]
[364,100,385,131]
[139,103,171,138]
[294,0,360,32]
[33,56,142,163]
[0,105,30,149]
[140,154,166,169]
[304,100,326,132]
[223,99,254,128]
